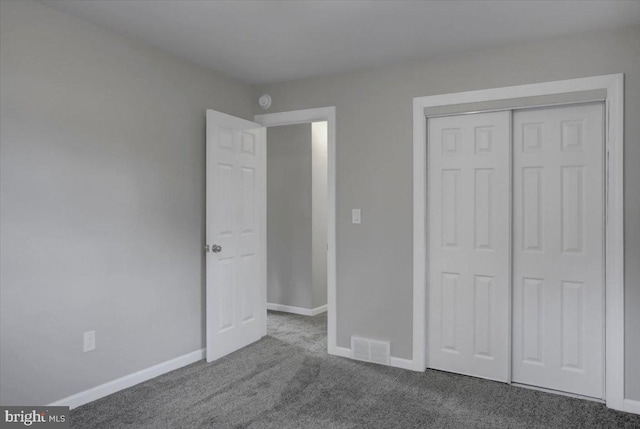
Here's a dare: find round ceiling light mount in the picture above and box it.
[258,94,272,110]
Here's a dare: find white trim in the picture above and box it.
[333,346,351,359]
[332,346,414,371]
[49,349,205,410]
[412,74,626,411]
[412,97,428,372]
[267,303,328,316]
[255,107,338,356]
[258,126,268,338]
[603,75,626,413]
[256,107,334,127]
[390,356,417,371]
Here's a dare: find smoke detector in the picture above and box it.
[258,94,272,110]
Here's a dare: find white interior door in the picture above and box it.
[512,103,604,398]
[427,111,511,382]
[206,109,266,362]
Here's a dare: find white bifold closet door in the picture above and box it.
[428,111,511,382]
[512,103,604,399]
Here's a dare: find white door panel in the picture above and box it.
[512,103,604,398]
[428,111,511,382]
[206,110,266,362]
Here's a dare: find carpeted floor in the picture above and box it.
[71,311,640,428]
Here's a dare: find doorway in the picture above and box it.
[255,107,338,354]
[265,122,328,320]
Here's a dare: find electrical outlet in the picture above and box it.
[83,330,96,353]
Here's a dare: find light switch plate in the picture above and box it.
[352,209,361,224]
[83,330,96,352]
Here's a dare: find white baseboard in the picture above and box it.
[267,303,327,316]
[330,346,417,371]
[390,356,417,371]
[623,398,640,415]
[49,349,205,410]
[333,346,351,358]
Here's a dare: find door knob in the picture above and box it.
[211,244,222,253]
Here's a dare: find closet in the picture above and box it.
[427,103,605,399]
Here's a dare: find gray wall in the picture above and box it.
[0,0,253,405]
[266,124,313,309]
[312,122,328,309]
[254,25,640,399]
[266,122,328,310]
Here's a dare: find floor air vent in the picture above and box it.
[350,336,390,365]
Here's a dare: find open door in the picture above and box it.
[206,109,266,362]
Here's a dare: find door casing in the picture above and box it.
[412,74,627,412]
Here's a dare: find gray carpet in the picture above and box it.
[71,311,640,428]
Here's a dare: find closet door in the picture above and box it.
[427,111,510,382]
[512,104,604,398]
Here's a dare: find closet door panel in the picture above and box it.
[512,103,604,399]
[427,111,511,382]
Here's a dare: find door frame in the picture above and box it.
[254,106,338,356]
[412,74,628,412]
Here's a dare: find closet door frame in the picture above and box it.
[412,74,627,412]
